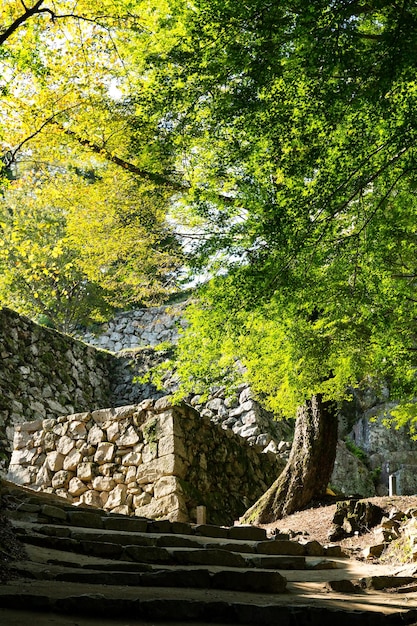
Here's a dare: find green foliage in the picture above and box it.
[142,418,159,444]
[161,1,417,421]
[344,439,367,464]
[1,1,417,429]
[0,171,114,332]
[383,403,417,440]
[0,0,184,330]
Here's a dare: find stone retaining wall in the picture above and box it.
[0,308,116,471]
[81,303,188,352]
[7,400,284,525]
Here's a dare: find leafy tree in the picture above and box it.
[2,1,417,520]
[0,159,182,331]
[0,1,184,329]
[141,0,417,520]
[0,169,111,331]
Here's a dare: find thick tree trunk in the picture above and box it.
[241,394,338,525]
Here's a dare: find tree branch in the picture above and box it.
[60,126,189,192]
[0,0,45,45]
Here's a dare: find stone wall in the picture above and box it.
[0,307,292,481]
[7,400,284,525]
[81,303,188,352]
[0,308,117,472]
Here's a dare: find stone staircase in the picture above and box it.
[2,482,417,625]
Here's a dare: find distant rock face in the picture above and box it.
[331,441,376,498]
[349,401,417,496]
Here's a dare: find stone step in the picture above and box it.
[0,585,412,626]
[13,519,342,558]
[17,531,313,570]
[6,499,269,541]
[10,560,287,593]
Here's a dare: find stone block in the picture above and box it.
[142,443,158,464]
[88,424,105,446]
[67,509,104,528]
[160,434,187,459]
[35,462,53,487]
[91,405,137,427]
[136,453,187,483]
[103,517,148,532]
[193,525,229,539]
[154,475,183,500]
[67,412,91,423]
[110,505,130,515]
[135,492,186,519]
[80,490,103,508]
[302,540,325,556]
[105,484,127,509]
[154,397,173,413]
[63,449,82,471]
[77,462,93,482]
[116,425,140,447]
[133,492,152,508]
[67,420,87,439]
[257,540,305,556]
[94,442,115,464]
[46,451,65,472]
[52,470,73,489]
[92,476,116,492]
[228,525,267,541]
[57,435,76,456]
[121,451,142,466]
[157,434,175,457]
[106,422,120,442]
[40,504,67,521]
[212,569,286,594]
[68,477,88,496]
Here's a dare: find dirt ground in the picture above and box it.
[260,494,417,555]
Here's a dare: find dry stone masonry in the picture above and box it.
[2,303,417,502]
[7,399,284,525]
[81,303,188,352]
[0,308,115,471]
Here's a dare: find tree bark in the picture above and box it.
[241,394,338,525]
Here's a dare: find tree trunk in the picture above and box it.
[241,394,338,525]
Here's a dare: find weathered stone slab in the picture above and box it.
[194,524,229,539]
[102,517,148,532]
[68,477,88,496]
[211,569,287,593]
[40,504,67,521]
[66,510,104,529]
[228,525,267,541]
[257,540,305,556]
[171,548,247,568]
[123,545,170,563]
